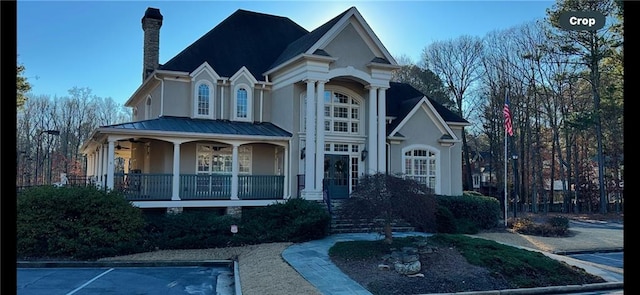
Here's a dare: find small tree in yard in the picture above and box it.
[340,173,437,244]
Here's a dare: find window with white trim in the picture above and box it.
[197,145,252,174]
[234,84,252,121]
[197,83,210,116]
[403,148,437,190]
[301,89,361,135]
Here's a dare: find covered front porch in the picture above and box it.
[81,116,293,208]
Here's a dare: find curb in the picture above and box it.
[415,282,623,295]
[553,248,624,255]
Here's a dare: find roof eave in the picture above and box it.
[447,121,472,127]
[366,62,401,70]
[264,53,337,76]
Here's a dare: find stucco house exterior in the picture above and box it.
[80,6,469,212]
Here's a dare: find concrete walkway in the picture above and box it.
[282,232,430,295]
[282,231,623,295]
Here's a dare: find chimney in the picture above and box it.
[142,7,163,81]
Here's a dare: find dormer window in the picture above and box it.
[194,80,214,118]
[234,84,252,121]
[198,84,210,115]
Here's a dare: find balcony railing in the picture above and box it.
[110,173,283,201]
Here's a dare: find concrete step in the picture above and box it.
[330,218,415,234]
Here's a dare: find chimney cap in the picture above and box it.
[143,7,163,21]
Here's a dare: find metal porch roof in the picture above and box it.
[100,116,292,137]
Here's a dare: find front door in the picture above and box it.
[324,154,349,199]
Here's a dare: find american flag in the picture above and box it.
[503,97,513,136]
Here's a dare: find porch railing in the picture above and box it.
[109,173,284,201]
[180,174,232,200]
[114,173,173,201]
[239,175,284,199]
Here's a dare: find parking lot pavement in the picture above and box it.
[569,252,624,269]
[17,266,234,295]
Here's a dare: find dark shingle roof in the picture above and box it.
[160,9,308,81]
[101,116,292,137]
[268,8,350,70]
[386,82,468,134]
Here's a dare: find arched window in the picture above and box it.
[194,81,214,118]
[198,84,210,115]
[301,89,362,135]
[234,84,252,121]
[402,146,438,192]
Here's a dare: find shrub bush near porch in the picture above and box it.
[17,186,331,260]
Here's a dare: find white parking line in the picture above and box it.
[65,268,114,295]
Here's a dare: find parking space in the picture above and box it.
[17,266,234,295]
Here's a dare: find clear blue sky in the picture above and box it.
[18,0,555,106]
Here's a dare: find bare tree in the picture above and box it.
[17,88,131,187]
[392,55,454,109]
[421,35,484,190]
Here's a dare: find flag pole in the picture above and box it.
[504,124,508,227]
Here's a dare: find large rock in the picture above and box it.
[388,250,421,275]
[394,260,421,275]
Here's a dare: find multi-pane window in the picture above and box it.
[197,145,252,174]
[197,84,210,116]
[404,148,437,190]
[334,144,349,152]
[326,92,360,134]
[350,157,359,191]
[302,90,361,134]
[236,88,248,118]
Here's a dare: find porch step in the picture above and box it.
[324,199,416,234]
[330,217,416,234]
[330,220,416,234]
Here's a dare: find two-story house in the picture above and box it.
[80,6,469,213]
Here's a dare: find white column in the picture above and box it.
[172,142,181,200]
[315,80,326,192]
[304,79,317,195]
[97,146,103,186]
[102,145,108,182]
[283,145,289,198]
[220,82,225,119]
[87,154,93,179]
[378,87,387,173]
[260,86,264,122]
[106,140,115,190]
[96,152,100,179]
[231,143,240,200]
[367,86,378,173]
